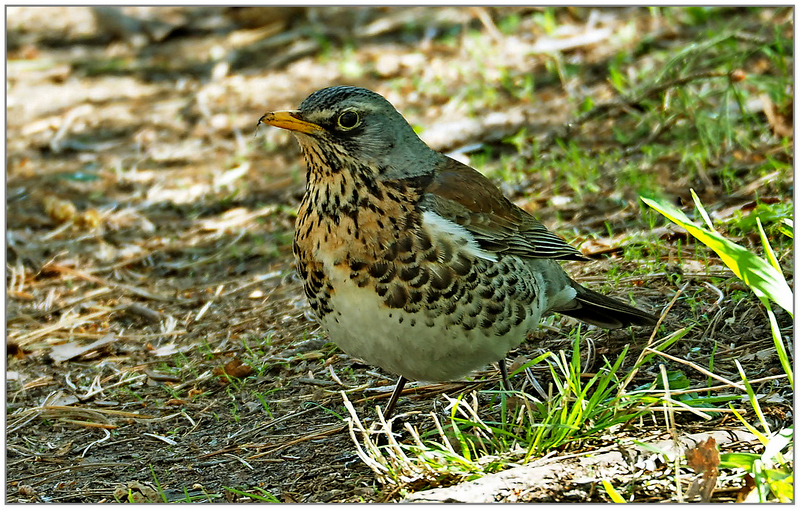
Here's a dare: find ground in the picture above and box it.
[6,6,793,503]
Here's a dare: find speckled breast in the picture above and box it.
[293,187,547,381]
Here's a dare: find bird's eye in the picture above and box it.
[337,111,360,129]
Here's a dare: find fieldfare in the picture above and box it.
[260,86,657,419]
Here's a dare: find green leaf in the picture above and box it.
[766,471,793,502]
[654,370,691,391]
[719,452,759,471]
[641,195,793,316]
[778,218,793,239]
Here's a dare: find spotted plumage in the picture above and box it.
[260,86,657,417]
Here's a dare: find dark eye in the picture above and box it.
[337,111,359,129]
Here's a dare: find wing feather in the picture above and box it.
[418,156,587,261]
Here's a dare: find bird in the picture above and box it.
[259,86,657,419]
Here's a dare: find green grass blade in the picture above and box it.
[778,218,793,239]
[729,406,768,445]
[638,327,693,367]
[759,297,793,387]
[690,189,716,231]
[224,487,281,503]
[734,360,771,437]
[602,479,627,503]
[757,217,783,275]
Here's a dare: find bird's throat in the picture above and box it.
[294,164,423,277]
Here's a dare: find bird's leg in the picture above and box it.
[498,357,512,391]
[383,375,408,420]
[374,376,408,447]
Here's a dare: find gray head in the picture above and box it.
[262,86,440,180]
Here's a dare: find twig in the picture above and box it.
[731,31,770,45]
[701,281,725,314]
[219,270,283,298]
[646,348,745,391]
[621,114,680,156]
[194,284,224,322]
[12,309,109,346]
[24,287,114,320]
[224,453,254,470]
[618,282,687,396]
[49,330,186,340]
[143,433,177,445]
[227,406,319,441]
[328,365,344,386]
[40,219,76,241]
[173,370,214,391]
[42,263,177,302]
[470,7,502,42]
[636,373,788,396]
[247,424,347,460]
[60,419,117,430]
[123,303,164,324]
[87,249,158,274]
[538,70,730,152]
[577,271,735,284]
[80,373,147,401]
[55,407,152,419]
[82,428,111,457]
[664,361,683,504]
[640,406,747,414]
[159,229,247,271]
[7,462,125,484]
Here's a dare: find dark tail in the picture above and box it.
[556,281,658,329]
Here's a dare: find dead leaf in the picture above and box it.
[113,481,160,503]
[17,485,36,497]
[730,69,746,82]
[508,355,530,373]
[42,195,77,224]
[214,358,253,382]
[148,344,181,356]
[125,303,164,324]
[46,391,79,407]
[76,208,102,228]
[54,441,74,456]
[49,334,116,362]
[685,436,720,502]
[761,94,793,138]
[735,473,756,503]
[7,342,27,359]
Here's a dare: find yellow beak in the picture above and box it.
[258,110,322,135]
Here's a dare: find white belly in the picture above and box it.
[320,267,541,382]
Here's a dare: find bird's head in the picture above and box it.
[259,86,440,181]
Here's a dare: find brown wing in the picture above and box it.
[418,156,588,261]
